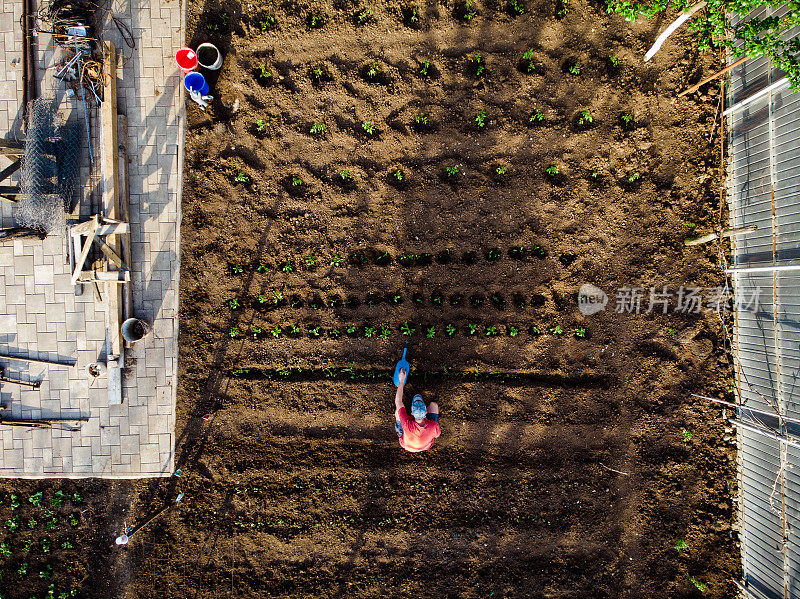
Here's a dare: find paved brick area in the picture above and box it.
[0,0,184,477]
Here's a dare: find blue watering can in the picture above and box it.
[393,346,410,387]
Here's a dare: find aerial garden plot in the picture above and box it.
[0,0,749,596]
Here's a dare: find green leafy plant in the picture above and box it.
[556,0,569,18]
[41,538,51,553]
[347,324,358,335]
[289,324,302,336]
[667,327,676,336]
[574,327,586,338]
[10,494,20,509]
[259,15,276,30]
[475,110,486,127]
[310,122,326,135]
[229,298,240,310]
[550,324,564,335]
[568,61,581,75]
[495,166,509,176]
[675,539,688,551]
[508,325,519,337]
[684,222,696,228]
[338,170,352,183]
[68,514,79,526]
[577,109,593,126]
[28,518,37,528]
[620,113,633,126]
[445,165,460,178]
[467,324,479,336]
[414,112,429,125]
[5,515,19,531]
[308,12,326,28]
[426,326,436,338]
[229,327,239,338]
[364,326,376,338]
[281,260,293,272]
[545,165,559,177]
[356,6,373,24]
[305,255,318,266]
[231,264,244,274]
[308,326,321,338]
[688,576,706,592]
[401,322,416,336]
[445,323,457,336]
[234,171,249,184]
[330,254,344,266]
[0,542,11,557]
[528,109,544,124]
[29,492,43,507]
[485,326,498,337]
[682,428,693,443]
[18,562,27,576]
[255,119,269,132]
[259,64,272,80]
[521,48,536,72]
[628,172,640,183]
[508,0,524,14]
[392,169,404,181]
[419,60,431,77]
[251,326,262,338]
[609,54,621,67]
[470,52,485,76]
[62,540,74,550]
[367,61,380,78]
[460,0,478,20]
[379,325,392,339]
[362,121,376,135]
[40,564,52,579]
[258,293,269,305]
[291,176,303,187]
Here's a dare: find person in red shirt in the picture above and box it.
[394,368,440,452]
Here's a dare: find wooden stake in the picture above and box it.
[678,55,749,98]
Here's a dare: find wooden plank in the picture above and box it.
[94,238,126,269]
[117,114,133,335]
[100,41,124,365]
[71,227,97,284]
[77,271,129,283]
[107,358,122,406]
[0,159,21,183]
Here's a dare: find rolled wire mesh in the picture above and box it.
[14,97,81,235]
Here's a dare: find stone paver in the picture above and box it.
[0,0,184,477]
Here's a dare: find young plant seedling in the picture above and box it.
[259,14,276,30]
[458,0,478,21]
[338,170,352,183]
[495,166,509,176]
[362,121,376,135]
[231,263,244,274]
[555,0,569,18]
[620,113,634,129]
[681,428,693,442]
[469,52,485,76]
[258,63,273,81]
[403,3,420,26]
[271,326,282,338]
[392,169,405,182]
[330,254,344,266]
[467,324,479,336]
[401,322,416,336]
[675,539,688,551]
[546,165,560,177]
[366,61,380,79]
[229,298,240,310]
[688,577,706,592]
[486,248,501,261]
[550,324,564,335]
[568,61,581,75]
[419,60,431,77]
[508,0,524,15]
[356,6,373,24]
[426,326,436,338]
[508,325,519,337]
[291,176,303,188]
[308,326,321,338]
[609,54,621,67]
[310,122,326,135]
[256,119,270,132]
[628,172,641,183]
[273,290,284,304]
[445,165,460,179]
[380,325,392,338]
[229,327,239,338]
[445,323,457,336]
[574,327,586,338]
[308,12,326,28]
[281,260,293,273]
[485,326,498,336]
[305,255,318,266]
[234,171,249,184]
[475,110,487,128]
[251,326,262,338]
[577,109,593,127]
[364,326,376,338]
[528,109,544,124]
[520,49,536,73]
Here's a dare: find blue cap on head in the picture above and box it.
[411,395,427,420]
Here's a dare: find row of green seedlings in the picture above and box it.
[228,245,566,275]
[244,0,533,34]
[1,491,83,597]
[234,290,556,312]
[228,322,588,339]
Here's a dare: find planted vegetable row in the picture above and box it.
[228,322,588,339]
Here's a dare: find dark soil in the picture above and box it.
[0,0,740,597]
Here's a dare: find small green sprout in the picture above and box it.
[401,322,416,336]
[41,538,51,553]
[305,255,318,266]
[364,326,376,338]
[546,165,559,176]
[308,326,321,338]
[414,112,429,125]
[0,542,11,556]
[574,327,586,338]
[256,119,269,132]
[470,52,485,76]
[329,254,344,266]
[339,169,351,181]
[393,169,404,181]
[28,518,37,528]
[259,15,276,30]
[291,176,303,187]
[521,49,535,72]
[462,0,477,20]
[251,326,262,338]
[29,492,43,507]
[609,54,621,66]
[68,514,79,526]
[281,260,293,272]
[271,326,282,338]
[367,61,379,78]
[419,60,431,77]
[509,0,525,14]
[508,325,519,337]
[311,66,324,80]
[259,63,272,79]
[362,121,376,135]
[475,110,486,127]
[577,109,593,126]
[445,165,460,178]
[628,172,640,183]
[356,6,373,24]
[496,166,508,175]
[231,264,244,274]
[684,222,696,228]
[568,62,581,75]
[347,324,358,335]
[273,291,284,303]
[289,324,302,335]
[309,13,325,28]
[380,325,392,338]
[229,298,240,310]
[550,324,563,335]
[256,262,269,272]
[445,324,457,336]
[528,109,544,123]
[682,428,693,442]
[620,114,633,126]
[310,122,326,135]
[229,327,239,338]
[61,540,74,550]
[688,576,706,592]
[485,326,498,336]
[675,539,688,551]
[234,171,249,184]
[426,326,436,338]
[18,563,27,576]
[467,324,479,336]
[667,327,676,336]
[10,494,20,509]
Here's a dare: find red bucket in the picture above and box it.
[175,47,198,73]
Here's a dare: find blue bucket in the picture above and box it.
[184,72,209,96]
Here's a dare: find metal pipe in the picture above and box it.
[723,77,789,117]
[730,418,800,450]
[692,394,800,425]
[0,353,76,367]
[726,264,800,275]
